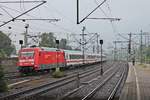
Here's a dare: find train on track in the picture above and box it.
[17,47,106,73]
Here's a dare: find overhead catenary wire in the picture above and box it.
[0,0,46,27]
[77,0,108,24]
[94,0,119,34]
[36,3,92,42]
[0,6,14,18]
[1,1,95,51]
[94,0,109,18]
[43,3,83,33]
[0,1,45,3]
[73,33,99,52]
[0,3,80,35]
[20,0,23,11]
[0,5,58,31]
[105,2,118,34]
[1,0,107,51]
[94,0,141,51]
[0,1,86,36]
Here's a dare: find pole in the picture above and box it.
[128,33,132,54]
[57,48,58,68]
[96,33,99,53]
[80,39,82,50]
[145,35,147,63]
[56,40,59,68]
[148,35,150,46]
[93,45,95,53]
[21,44,23,49]
[0,58,1,70]
[140,30,143,64]
[81,26,86,64]
[77,0,79,24]
[24,24,29,47]
[19,40,23,49]
[114,41,117,61]
[148,35,150,63]
[120,44,122,61]
[100,44,103,75]
[100,40,103,75]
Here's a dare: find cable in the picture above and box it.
[0,4,79,35]
[106,2,113,17]
[0,6,14,18]
[22,0,26,11]
[0,1,46,27]
[0,1,100,50]
[94,0,109,18]
[0,2,85,38]
[94,0,118,34]
[43,4,83,33]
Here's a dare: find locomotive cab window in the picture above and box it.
[20,51,34,58]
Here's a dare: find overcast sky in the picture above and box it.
[0,0,150,52]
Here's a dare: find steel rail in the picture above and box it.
[6,62,108,88]
[80,61,123,100]
[0,62,110,100]
[107,62,128,100]
[81,67,121,100]
[61,62,117,99]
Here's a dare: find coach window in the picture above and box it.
[65,54,68,59]
[70,55,82,59]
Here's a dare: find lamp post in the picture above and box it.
[100,39,103,75]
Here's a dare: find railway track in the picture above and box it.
[5,61,106,81]
[0,61,114,100]
[81,62,128,100]
[59,61,122,100]
[4,72,19,79]
[6,61,109,87]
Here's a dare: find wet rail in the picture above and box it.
[60,61,128,100]
[0,61,112,100]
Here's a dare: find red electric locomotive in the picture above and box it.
[17,47,106,73]
[17,47,66,73]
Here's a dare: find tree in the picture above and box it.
[39,32,56,47]
[0,31,16,57]
[0,60,8,92]
[0,31,14,92]
[39,32,72,50]
[60,38,72,50]
[59,39,67,49]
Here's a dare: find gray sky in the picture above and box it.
[0,0,150,51]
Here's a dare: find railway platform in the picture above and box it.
[119,63,150,100]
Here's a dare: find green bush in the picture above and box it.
[52,68,65,78]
